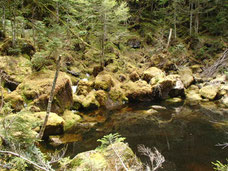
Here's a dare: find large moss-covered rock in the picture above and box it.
[62,110,82,132]
[151,77,174,99]
[167,74,185,97]
[179,67,194,88]
[73,90,100,110]
[2,111,64,137]
[122,80,153,101]
[199,85,219,100]
[66,142,142,171]
[0,56,32,90]
[76,80,93,96]
[94,72,113,90]
[4,91,24,112]
[143,67,165,82]
[33,112,65,137]
[16,70,73,114]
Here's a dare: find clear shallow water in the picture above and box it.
[51,102,228,171]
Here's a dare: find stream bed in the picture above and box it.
[49,102,228,171]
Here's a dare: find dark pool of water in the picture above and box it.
[52,102,228,171]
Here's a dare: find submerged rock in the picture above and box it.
[185,85,202,105]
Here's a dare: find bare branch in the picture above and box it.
[138,145,165,171]
[109,138,128,171]
[0,163,11,169]
[0,150,49,171]
[216,143,228,149]
[48,144,68,165]
[201,49,228,77]
[0,71,3,112]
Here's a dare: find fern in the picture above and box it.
[97,133,126,150]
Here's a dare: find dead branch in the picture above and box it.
[0,150,49,171]
[0,163,11,169]
[37,55,61,140]
[216,143,228,149]
[201,49,228,77]
[109,139,128,171]
[138,145,165,171]
[0,71,3,112]
[48,144,68,165]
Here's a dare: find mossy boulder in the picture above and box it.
[16,70,73,114]
[13,70,73,114]
[67,142,141,171]
[96,90,108,106]
[3,111,64,137]
[76,80,93,96]
[73,90,100,110]
[4,91,24,112]
[143,67,166,82]
[94,72,113,91]
[122,80,153,101]
[151,77,174,99]
[0,56,32,89]
[166,75,185,97]
[33,112,65,137]
[62,110,82,132]
[109,86,127,102]
[179,67,194,88]
[129,70,140,82]
[199,85,219,100]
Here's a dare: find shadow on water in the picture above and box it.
[49,102,228,171]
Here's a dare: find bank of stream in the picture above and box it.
[46,101,228,171]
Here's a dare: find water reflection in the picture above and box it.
[54,103,228,171]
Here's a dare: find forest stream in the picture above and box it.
[46,102,228,171]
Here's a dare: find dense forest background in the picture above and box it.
[0,0,228,170]
[0,0,227,69]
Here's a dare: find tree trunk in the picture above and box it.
[32,7,36,47]
[166,28,172,49]
[56,1,59,23]
[2,4,6,35]
[173,0,177,39]
[194,0,199,34]
[37,55,61,140]
[189,1,193,36]
[11,8,16,48]
[0,72,3,112]
[100,13,107,67]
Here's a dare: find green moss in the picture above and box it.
[62,110,81,132]
[71,157,83,167]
